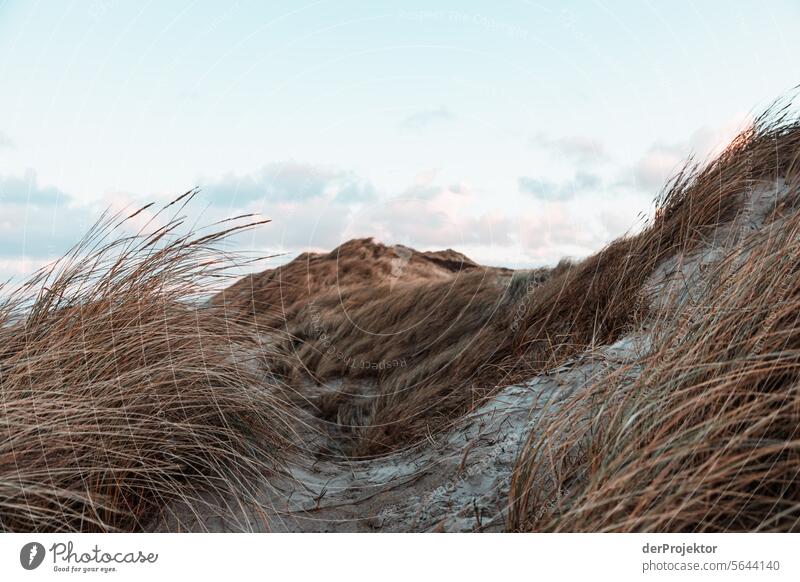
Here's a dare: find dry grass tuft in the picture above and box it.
[508,97,800,532]
[0,193,293,532]
[290,267,515,454]
[214,237,522,455]
[499,97,800,379]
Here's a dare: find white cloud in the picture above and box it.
[0,171,87,260]
[0,131,12,150]
[518,171,602,201]
[0,169,69,206]
[630,113,751,193]
[529,133,607,164]
[198,162,377,207]
[2,117,741,285]
[631,145,686,193]
[399,107,455,130]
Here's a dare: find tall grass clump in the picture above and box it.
[508,98,800,532]
[343,97,800,456]
[498,97,800,380]
[0,192,293,532]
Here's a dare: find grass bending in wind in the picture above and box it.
[0,191,294,532]
[508,97,800,532]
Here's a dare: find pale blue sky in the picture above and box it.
[1,0,799,281]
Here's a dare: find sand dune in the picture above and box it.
[4,97,800,532]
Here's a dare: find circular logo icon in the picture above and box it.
[20,542,46,570]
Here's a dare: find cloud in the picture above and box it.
[529,133,607,164]
[334,181,517,250]
[518,170,601,201]
[334,180,377,203]
[399,182,444,200]
[0,169,68,206]
[0,166,340,281]
[464,212,515,247]
[0,204,87,260]
[223,184,484,255]
[228,166,644,269]
[631,144,685,192]
[239,198,354,252]
[629,114,750,193]
[0,156,647,283]
[393,168,448,200]
[399,107,455,130]
[0,164,520,285]
[0,171,88,260]
[448,182,469,194]
[0,172,168,268]
[199,162,377,207]
[0,131,12,150]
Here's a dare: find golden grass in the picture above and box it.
[508,97,800,532]
[498,98,800,378]
[0,193,293,532]
[214,237,522,455]
[290,267,515,454]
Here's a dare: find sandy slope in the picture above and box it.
[154,332,647,532]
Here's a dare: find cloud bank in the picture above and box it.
[3,115,743,284]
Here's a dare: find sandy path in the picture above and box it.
[154,333,646,532]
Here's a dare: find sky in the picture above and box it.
[1,0,799,283]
